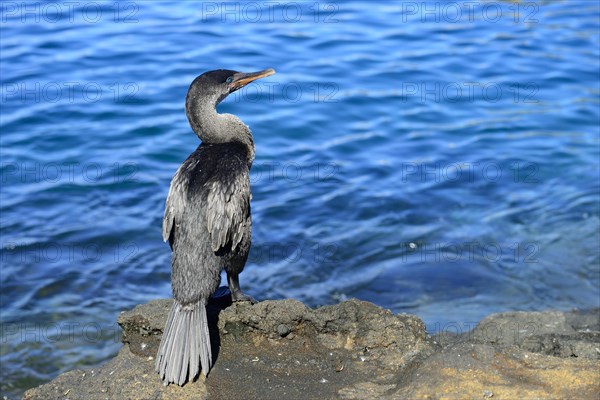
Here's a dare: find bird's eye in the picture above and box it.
[226,77,233,83]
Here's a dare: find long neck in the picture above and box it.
[186,100,255,165]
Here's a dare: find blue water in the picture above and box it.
[1,0,599,397]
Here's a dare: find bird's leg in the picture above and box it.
[227,272,256,304]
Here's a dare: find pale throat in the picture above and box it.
[188,104,255,165]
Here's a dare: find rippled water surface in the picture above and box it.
[1,1,599,397]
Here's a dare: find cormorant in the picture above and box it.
[155,68,276,385]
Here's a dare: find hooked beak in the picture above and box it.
[229,68,276,92]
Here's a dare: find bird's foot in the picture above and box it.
[231,289,257,304]
[227,272,256,304]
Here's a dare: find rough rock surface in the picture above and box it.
[23,295,599,400]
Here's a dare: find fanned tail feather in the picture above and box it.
[155,300,212,385]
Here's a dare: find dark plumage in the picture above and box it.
[155,68,276,385]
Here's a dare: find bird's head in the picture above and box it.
[185,68,276,149]
[187,68,276,107]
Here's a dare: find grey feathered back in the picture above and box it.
[163,142,251,255]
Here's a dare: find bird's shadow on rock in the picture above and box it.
[205,286,235,372]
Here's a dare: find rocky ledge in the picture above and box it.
[23,295,599,400]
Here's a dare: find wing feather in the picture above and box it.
[205,162,250,252]
[163,160,195,246]
[162,144,250,253]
